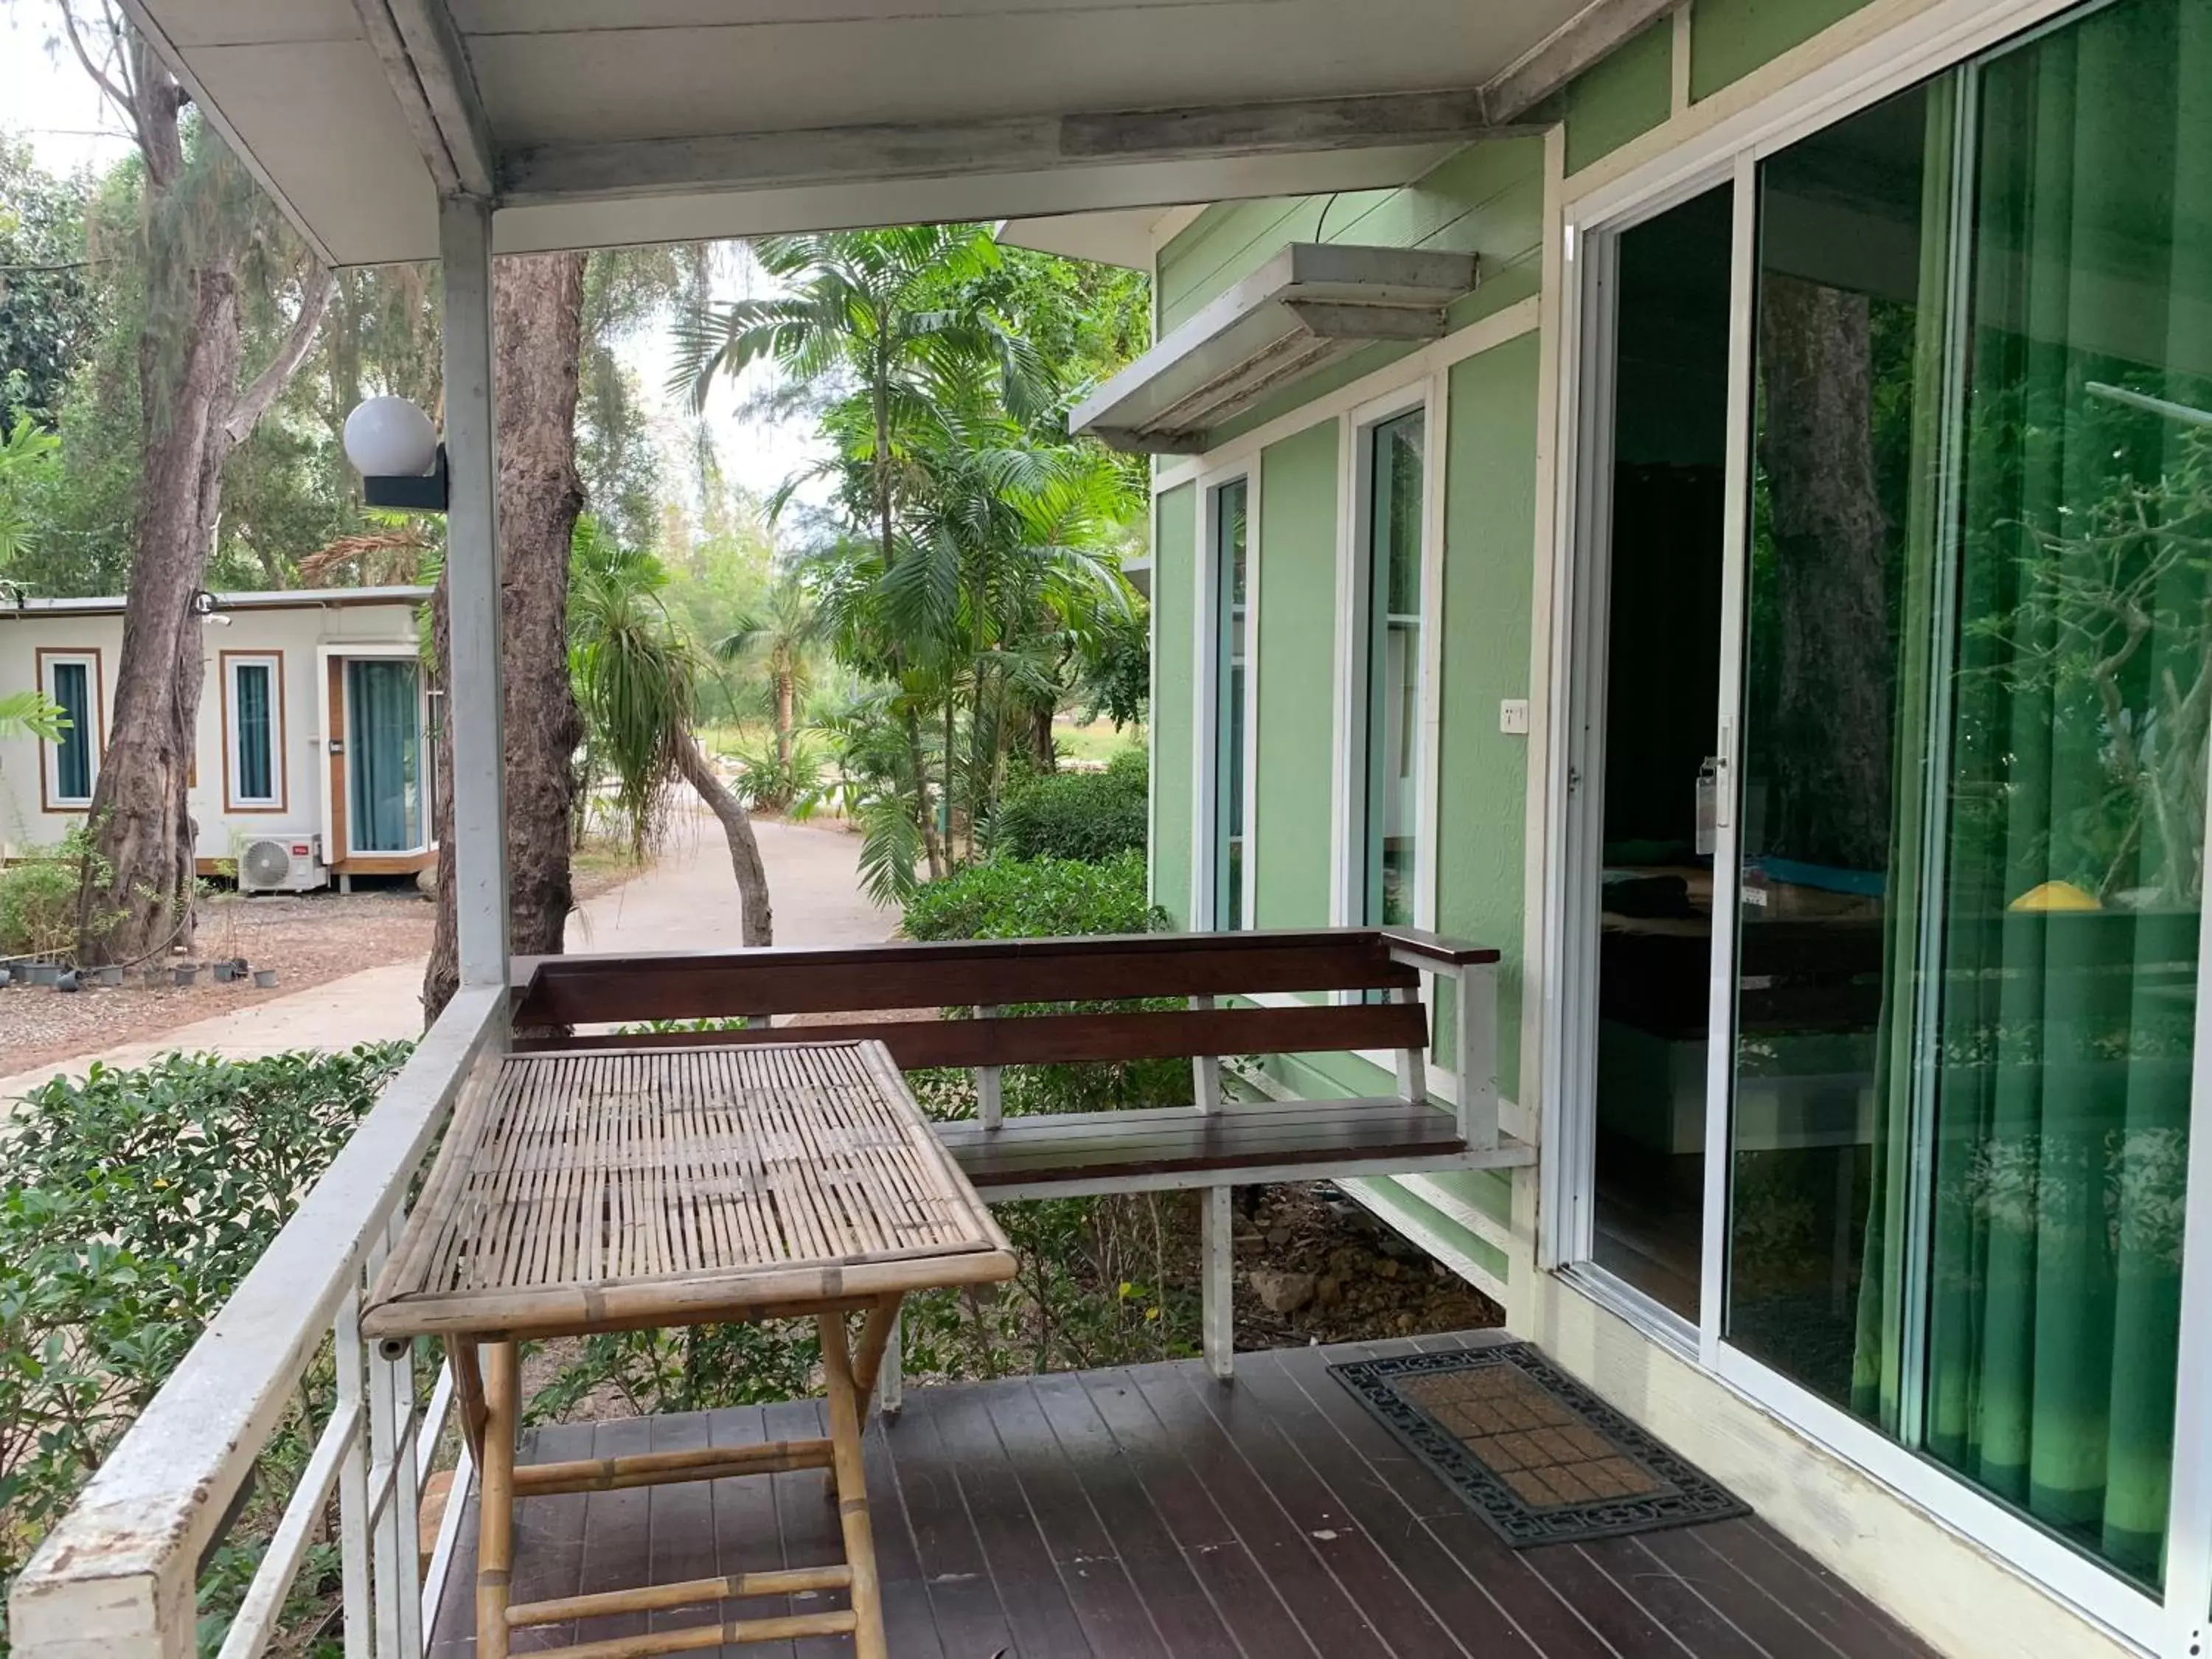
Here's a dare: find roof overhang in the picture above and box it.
[2,587,434,619]
[114,0,1678,267]
[1071,243,1477,453]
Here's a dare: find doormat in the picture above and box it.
[1330,1343,1749,1548]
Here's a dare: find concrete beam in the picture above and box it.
[350,0,495,198]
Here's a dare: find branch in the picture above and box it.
[58,3,142,159]
[222,268,336,451]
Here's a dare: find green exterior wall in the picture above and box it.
[1691,0,1877,100]
[1252,420,1338,928]
[1556,16,1673,174]
[1150,481,1197,928]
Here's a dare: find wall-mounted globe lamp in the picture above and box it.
[342,395,448,512]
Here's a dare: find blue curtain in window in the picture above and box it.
[347,659,420,852]
[235,664,272,800]
[51,661,91,800]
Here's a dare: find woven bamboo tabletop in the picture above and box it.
[363,1040,1015,1341]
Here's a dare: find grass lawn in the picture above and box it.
[1053,715,1144,767]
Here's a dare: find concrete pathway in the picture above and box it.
[0,804,892,1101]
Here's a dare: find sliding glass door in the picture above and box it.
[1717,0,2210,1594]
[346,658,424,854]
[1568,0,2212,1610]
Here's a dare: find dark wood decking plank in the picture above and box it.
[1029,1371,1248,1658]
[981,1375,1169,1658]
[1684,1521,1936,1659]
[859,1405,947,1659]
[1265,1343,1622,1659]
[644,1413,723,1652]
[709,1404,796,1659]
[472,1419,597,1654]
[877,1391,1020,1655]
[909,1382,1094,1656]
[759,1397,846,1659]
[576,1416,655,1649]
[1573,1537,1771,1658]
[1232,1348,1548,1659]
[1169,1356,1475,1659]
[1635,1530,1857,1659]
[1078,1366,1324,1659]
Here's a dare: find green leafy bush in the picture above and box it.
[989,748,1147,863]
[902,848,1163,942]
[0,1045,411,1652]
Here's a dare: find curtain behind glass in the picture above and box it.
[348,659,422,852]
[234,664,273,801]
[51,661,91,800]
[1921,0,2209,1585]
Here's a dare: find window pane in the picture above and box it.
[1366,411,1424,927]
[1727,80,1938,1408]
[1919,0,2208,1586]
[51,661,91,801]
[1215,479,1250,930]
[234,663,274,801]
[348,659,422,852]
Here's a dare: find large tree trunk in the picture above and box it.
[1758,276,1894,871]
[423,253,589,1021]
[677,732,773,946]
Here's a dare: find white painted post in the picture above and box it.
[878,1312,905,1416]
[1455,963,1499,1150]
[975,1005,1002,1131]
[1192,993,1222,1113]
[438,195,510,989]
[335,1288,373,1659]
[1392,982,1428,1105]
[1202,1185,1235,1381]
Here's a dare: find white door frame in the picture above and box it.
[1191,463,1259,933]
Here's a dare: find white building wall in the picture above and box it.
[0,597,423,866]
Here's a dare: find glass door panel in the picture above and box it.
[347,658,423,853]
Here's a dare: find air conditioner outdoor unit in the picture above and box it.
[237,835,329,894]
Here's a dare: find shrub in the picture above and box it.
[0,1045,411,1649]
[902,848,1163,942]
[990,748,1147,863]
[723,730,825,814]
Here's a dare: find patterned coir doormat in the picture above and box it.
[1330,1343,1749,1547]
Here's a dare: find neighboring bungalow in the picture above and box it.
[0,587,437,887]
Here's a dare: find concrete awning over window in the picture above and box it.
[1071,243,1477,453]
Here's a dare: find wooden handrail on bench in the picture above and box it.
[509,928,1512,1384]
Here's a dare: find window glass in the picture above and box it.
[232,661,276,803]
[1364,410,1425,927]
[49,659,93,802]
[348,658,422,852]
[1214,479,1250,930]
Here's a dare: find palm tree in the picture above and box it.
[568,519,773,945]
[670,226,1043,878]
[714,574,826,772]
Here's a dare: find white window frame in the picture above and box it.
[1192,464,1259,932]
[1538,0,2212,1649]
[1334,380,1444,938]
[37,647,102,811]
[222,651,286,813]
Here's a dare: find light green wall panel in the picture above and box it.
[1691,0,1874,100]
[1557,16,1672,173]
[1150,481,1197,928]
[1437,333,1541,1100]
[1252,420,1338,928]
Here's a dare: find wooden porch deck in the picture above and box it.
[429,1329,1935,1659]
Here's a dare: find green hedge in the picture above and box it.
[990,748,1147,864]
[901,848,1164,942]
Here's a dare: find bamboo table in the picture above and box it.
[363,1040,1016,1659]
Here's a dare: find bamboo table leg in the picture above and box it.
[818,1312,888,1659]
[476,1340,518,1658]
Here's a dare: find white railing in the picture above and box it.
[8,986,509,1659]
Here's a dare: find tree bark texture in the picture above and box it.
[423,252,589,1022]
[677,732,773,947]
[1757,276,1895,872]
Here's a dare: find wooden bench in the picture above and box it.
[511,927,1529,1378]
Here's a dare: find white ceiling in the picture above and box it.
[122,0,1595,265]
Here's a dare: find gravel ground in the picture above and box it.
[1,888,436,1075]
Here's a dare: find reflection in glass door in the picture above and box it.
[1724,0,2208,1589]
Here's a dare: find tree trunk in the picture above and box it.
[1032,706,1057,772]
[1757,276,1893,870]
[775,672,795,769]
[677,731,773,946]
[423,252,589,1020]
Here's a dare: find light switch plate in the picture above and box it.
[1499,698,1531,735]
